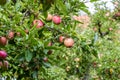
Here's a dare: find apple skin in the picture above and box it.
[0,37,7,46]
[59,36,65,43]
[46,14,53,21]
[0,50,7,59]
[33,20,44,28]
[64,38,74,48]
[52,15,61,25]
[8,31,15,39]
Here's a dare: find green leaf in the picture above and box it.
[55,0,68,15]
[91,48,98,57]
[42,0,55,11]
[45,46,62,50]
[90,0,98,2]
[32,71,38,79]
[42,30,52,37]
[25,50,33,62]
[15,27,26,36]
[43,62,51,68]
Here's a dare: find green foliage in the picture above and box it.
[88,2,120,80]
[0,0,96,79]
[40,66,67,80]
[1,0,120,80]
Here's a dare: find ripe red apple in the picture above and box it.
[64,38,74,48]
[43,57,48,62]
[59,36,65,43]
[52,15,61,25]
[0,36,7,46]
[8,31,15,39]
[33,20,44,28]
[0,50,7,59]
[46,14,53,21]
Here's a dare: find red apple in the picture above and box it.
[52,15,61,25]
[46,14,53,21]
[59,36,65,43]
[64,38,74,48]
[0,50,7,59]
[0,36,7,46]
[33,20,44,28]
[8,31,15,39]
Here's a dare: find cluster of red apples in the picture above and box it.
[0,50,8,69]
[33,13,74,48]
[0,14,74,63]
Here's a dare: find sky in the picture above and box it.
[83,0,115,14]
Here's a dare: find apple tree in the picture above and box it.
[0,0,99,80]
